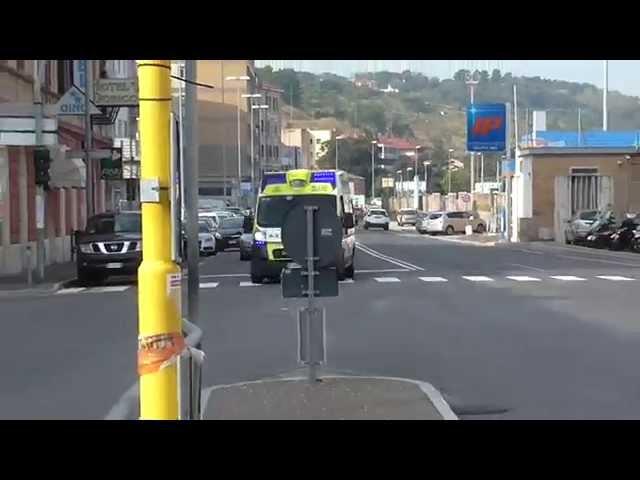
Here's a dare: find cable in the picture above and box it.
[170,75,215,89]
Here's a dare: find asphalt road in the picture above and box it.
[3,226,640,419]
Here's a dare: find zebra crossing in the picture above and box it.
[53,273,637,296]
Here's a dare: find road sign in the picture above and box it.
[100,148,123,180]
[56,86,101,116]
[461,192,471,203]
[467,103,507,152]
[94,78,139,107]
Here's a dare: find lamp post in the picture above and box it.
[396,169,402,202]
[405,167,413,208]
[335,133,346,170]
[251,103,268,197]
[371,140,377,201]
[423,160,431,195]
[447,148,455,195]
[225,75,250,205]
[242,93,262,202]
[414,145,421,209]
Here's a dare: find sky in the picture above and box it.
[255,60,640,97]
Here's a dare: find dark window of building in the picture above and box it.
[275,146,279,158]
[261,145,264,157]
[99,60,108,79]
[44,61,52,90]
[274,98,279,111]
[261,120,264,133]
[16,60,25,71]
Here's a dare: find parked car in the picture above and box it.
[565,209,600,244]
[417,211,486,235]
[199,210,234,227]
[585,212,618,249]
[198,220,217,256]
[239,215,254,261]
[397,208,419,227]
[363,209,390,230]
[214,215,245,251]
[74,211,142,285]
[223,206,245,217]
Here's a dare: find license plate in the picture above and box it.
[228,240,237,245]
[106,262,123,269]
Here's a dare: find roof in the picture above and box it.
[260,83,284,94]
[377,136,419,150]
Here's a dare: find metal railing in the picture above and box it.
[105,318,204,420]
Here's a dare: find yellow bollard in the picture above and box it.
[136,60,183,420]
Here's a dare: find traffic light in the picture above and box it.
[34,148,51,190]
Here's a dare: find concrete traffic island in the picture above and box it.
[202,375,457,420]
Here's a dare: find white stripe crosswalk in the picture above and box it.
[52,273,638,295]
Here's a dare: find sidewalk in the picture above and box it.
[0,261,77,296]
[390,222,503,247]
[202,372,457,420]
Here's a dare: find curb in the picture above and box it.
[423,235,500,247]
[201,373,458,420]
[0,279,69,298]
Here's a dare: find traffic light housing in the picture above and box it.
[34,148,51,190]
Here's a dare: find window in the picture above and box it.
[275,146,279,158]
[44,61,52,90]
[57,60,72,95]
[261,120,264,133]
[261,145,264,157]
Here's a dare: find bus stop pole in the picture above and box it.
[137,60,183,419]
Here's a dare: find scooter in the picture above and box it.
[585,219,618,249]
[609,219,639,251]
[631,229,640,254]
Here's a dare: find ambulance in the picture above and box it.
[250,169,356,284]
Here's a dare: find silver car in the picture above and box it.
[198,221,217,255]
[417,211,486,235]
[397,208,419,227]
[565,209,600,244]
[364,209,390,230]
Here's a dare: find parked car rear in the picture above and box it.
[565,209,600,244]
[364,209,390,230]
[397,208,418,226]
[417,211,485,235]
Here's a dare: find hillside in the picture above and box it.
[257,65,640,193]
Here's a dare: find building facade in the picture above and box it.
[281,127,313,169]
[0,60,125,276]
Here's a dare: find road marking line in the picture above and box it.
[506,276,541,282]
[239,281,261,287]
[552,254,640,268]
[512,248,544,255]
[462,276,494,282]
[509,263,547,272]
[596,275,635,281]
[201,273,250,278]
[356,242,425,271]
[550,275,587,281]
[419,277,448,282]
[91,286,130,293]
[339,279,354,284]
[56,287,86,294]
[200,282,220,288]
[356,268,410,273]
[374,277,401,283]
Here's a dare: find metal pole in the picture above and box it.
[84,60,94,220]
[184,60,200,328]
[578,107,582,146]
[250,104,255,202]
[221,63,227,199]
[371,143,375,201]
[335,137,339,170]
[470,152,475,193]
[603,60,608,131]
[236,87,241,205]
[136,59,182,420]
[178,64,185,222]
[33,60,45,282]
[413,148,419,209]
[480,153,484,188]
[305,206,317,384]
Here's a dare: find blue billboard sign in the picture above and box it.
[467,103,507,152]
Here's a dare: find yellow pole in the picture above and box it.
[136,60,183,420]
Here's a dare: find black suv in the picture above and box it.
[74,211,142,285]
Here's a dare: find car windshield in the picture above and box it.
[198,198,227,210]
[402,210,417,215]
[198,223,210,233]
[370,210,387,216]
[429,213,443,219]
[578,211,599,221]
[114,213,141,233]
[220,217,244,229]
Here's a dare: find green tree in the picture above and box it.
[453,69,471,82]
[491,69,502,82]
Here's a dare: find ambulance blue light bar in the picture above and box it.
[261,173,287,191]
[311,171,336,187]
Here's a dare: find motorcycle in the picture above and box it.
[631,230,640,254]
[584,218,618,249]
[609,218,640,251]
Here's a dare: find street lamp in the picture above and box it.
[371,140,378,201]
[335,133,346,170]
[396,169,403,201]
[242,93,262,199]
[251,103,269,188]
[251,102,268,195]
[225,75,250,205]
[423,160,431,195]
[447,148,455,195]
[414,145,422,209]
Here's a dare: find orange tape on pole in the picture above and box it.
[137,332,186,376]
